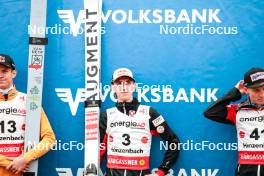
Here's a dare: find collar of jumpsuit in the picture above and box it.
[0,86,17,101]
[116,98,139,114]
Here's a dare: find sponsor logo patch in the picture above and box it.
[239,131,245,138]
[250,72,264,82]
[157,126,165,134]
[152,116,165,127]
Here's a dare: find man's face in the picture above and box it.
[0,65,16,89]
[245,85,264,105]
[111,77,136,102]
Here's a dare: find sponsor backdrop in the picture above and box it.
[1,0,263,175]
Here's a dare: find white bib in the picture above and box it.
[236,108,264,164]
[0,92,26,157]
[106,105,152,170]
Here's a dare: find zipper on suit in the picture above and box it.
[123,103,126,114]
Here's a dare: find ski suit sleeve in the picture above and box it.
[204,87,242,124]
[149,107,180,174]
[23,109,56,163]
[0,155,11,167]
[100,112,107,162]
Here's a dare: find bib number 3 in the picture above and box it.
[122,134,131,146]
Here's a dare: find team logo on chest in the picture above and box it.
[239,131,245,139]
[129,110,136,117]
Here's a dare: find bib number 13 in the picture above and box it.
[0,120,17,133]
[250,128,264,140]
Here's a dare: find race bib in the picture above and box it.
[0,93,26,157]
[106,105,152,170]
[236,109,264,164]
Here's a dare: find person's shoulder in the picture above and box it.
[136,103,157,111]
[239,101,248,106]
[237,101,256,110]
[104,106,116,115]
[145,105,161,118]
[106,106,116,111]
[17,91,26,96]
[16,91,27,100]
[139,104,150,109]
[148,105,158,112]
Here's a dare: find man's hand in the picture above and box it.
[235,80,247,95]
[6,156,29,174]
